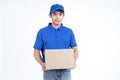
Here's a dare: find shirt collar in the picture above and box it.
[48,23,63,31]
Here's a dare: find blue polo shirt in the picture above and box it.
[33,23,77,62]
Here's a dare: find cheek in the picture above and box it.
[59,17,64,20]
[52,16,57,19]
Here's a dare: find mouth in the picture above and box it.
[55,20,61,22]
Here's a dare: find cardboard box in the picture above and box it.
[45,49,75,70]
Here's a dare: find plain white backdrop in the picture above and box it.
[0,0,120,80]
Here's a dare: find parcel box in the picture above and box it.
[45,49,75,70]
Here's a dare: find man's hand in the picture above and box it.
[71,61,77,69]
[41,63,46,71]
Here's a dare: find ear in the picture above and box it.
[61,14,65,19]
[49,14,51,18]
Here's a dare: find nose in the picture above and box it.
[56,14,60,19]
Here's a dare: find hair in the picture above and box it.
[50,9,64,15]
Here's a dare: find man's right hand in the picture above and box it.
[41,63,46,71]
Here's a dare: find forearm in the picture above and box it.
[73,47,79,61]
[34,49,44,65]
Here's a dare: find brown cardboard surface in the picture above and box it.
[45,49,75,70]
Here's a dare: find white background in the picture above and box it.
[0,0,120,80]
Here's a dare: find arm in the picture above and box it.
[73,47,79,61]
[34,49,46,71]
[72,47,79,68]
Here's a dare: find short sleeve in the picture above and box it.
[70,30,77,48]
[33,30,43,50]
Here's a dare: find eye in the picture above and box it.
[59,13,62,16]
[53,13,57,15]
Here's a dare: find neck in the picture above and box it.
[51,23,61,29]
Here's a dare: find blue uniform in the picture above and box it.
[33,23,77,62]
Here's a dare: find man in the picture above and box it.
[33,4,79,80]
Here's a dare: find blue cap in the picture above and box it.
[50,4,64,13]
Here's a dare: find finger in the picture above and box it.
[42,68,46,71]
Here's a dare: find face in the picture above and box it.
[49,10,64,26]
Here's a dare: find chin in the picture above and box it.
[55,22,61,25]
